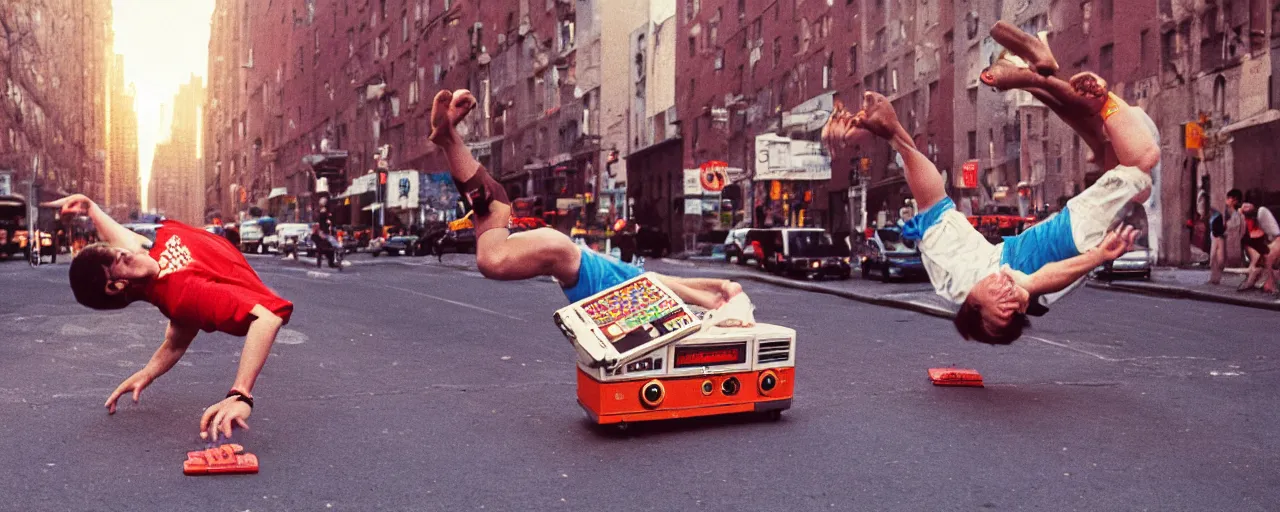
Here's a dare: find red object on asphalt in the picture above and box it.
[183,444,259,475]
[928,368,984,387]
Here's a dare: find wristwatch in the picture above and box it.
[226,390,254,409]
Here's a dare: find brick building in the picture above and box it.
[107,53,140,219]
[203,0,605,233]
[0,0,111,209]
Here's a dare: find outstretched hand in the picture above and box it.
[1098,225,1140,260]
[40,194,93,217]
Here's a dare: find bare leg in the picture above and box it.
[1264,239,1280,293]
[429,89,582,284]
[655,276,744,309]
[1240,245,1264,290]
[829,92,948,210]
[1209,236,1225,285]
[989,21,1059,76]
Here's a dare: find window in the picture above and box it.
[968,87,977,106]
[1139,30,1149,71]
[774,37,783,67]
[890,69,898,92]
[402,13,409,41]
[715,48,724,70]
[1101,0,1113,20]
[823,54,833,88]
[689,36,697,57]
[1099,44,1113,75]
[967,131,977,159]
[848,44,858,75]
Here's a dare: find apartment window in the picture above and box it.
[967,131,977,159]
[874,28,885,52]
[402,13,409,41]
[968,87,977,106]
[823,53,833,88]
[347,28,355,57]
[738,0,746,19]
[1139,30,1149,71]
[1101,0,1112,20]
[689,36,697,57]
[848,44,858,75]
[890,69,898,92]
[774,37,783,67]
[1099,44,1113,75]
[379,0,387,22]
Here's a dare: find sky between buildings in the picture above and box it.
[111,0,215,211]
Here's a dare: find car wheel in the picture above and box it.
[861,263,870,279]
[879,263,892,282]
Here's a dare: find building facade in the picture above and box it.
[0,0,111,209]
[150,76,205,225]
[202,0,606,233]
[107,53,141,219]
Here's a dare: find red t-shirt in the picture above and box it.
[143,221,294,336]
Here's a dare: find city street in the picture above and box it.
[2,254,1278,511]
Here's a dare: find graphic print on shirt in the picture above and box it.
[156,235,194,279]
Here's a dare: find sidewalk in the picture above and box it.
[1086,267,1280,312]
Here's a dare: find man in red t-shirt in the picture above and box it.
[43,194,293,443]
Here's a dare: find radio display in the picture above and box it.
[674,343,747,368]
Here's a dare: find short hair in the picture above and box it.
[953,296,1029,345]
[68,243,133,310]
[1227,189,1243,202]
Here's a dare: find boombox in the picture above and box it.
[553,273,795,427]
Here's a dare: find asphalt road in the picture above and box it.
[2,254,1278,511]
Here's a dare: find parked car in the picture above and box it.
[635,225,671,258]
[1094,247,1153,281]
[378,235,419,256]
[238,220,265,253]
[123,223,164,243]
[748,227,851,279]
[858,226,927,282]
[722,228,750,264]
[275,223,312,257]
[0,195,26,259]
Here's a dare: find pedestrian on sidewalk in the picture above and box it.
[43,193,293,443]
[1209,189,1243,285]
[1237,202,1280,293]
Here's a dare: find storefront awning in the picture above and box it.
[268,187,289,199]
[362,202,384,212]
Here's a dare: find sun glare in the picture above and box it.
[111,0,215,211]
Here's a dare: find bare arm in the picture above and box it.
[1020,226,1139,295]
[143,322,199,379]
[888,127,948,211]
[42,194,149,252]
[1019,249,1108,296]
[1102,95,1161,172]
[104,321,198,413]
[230,304,284,395]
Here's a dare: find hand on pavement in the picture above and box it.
[200,396,252,443]
[104,369,155,414]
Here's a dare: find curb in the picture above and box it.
[1085,280,1280,312]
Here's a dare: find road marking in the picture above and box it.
[381,284,525,321]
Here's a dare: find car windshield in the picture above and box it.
[877,229,917,253]
[788,231,842,257]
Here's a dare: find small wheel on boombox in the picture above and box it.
[766,410,783,421]
[615,422,629,432]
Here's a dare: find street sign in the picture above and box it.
[699,161,728,193]
[960,160,979,189]
[1184,122,1203,150]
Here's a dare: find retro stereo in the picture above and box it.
[574,320,796,426]
[552,272,702,369]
